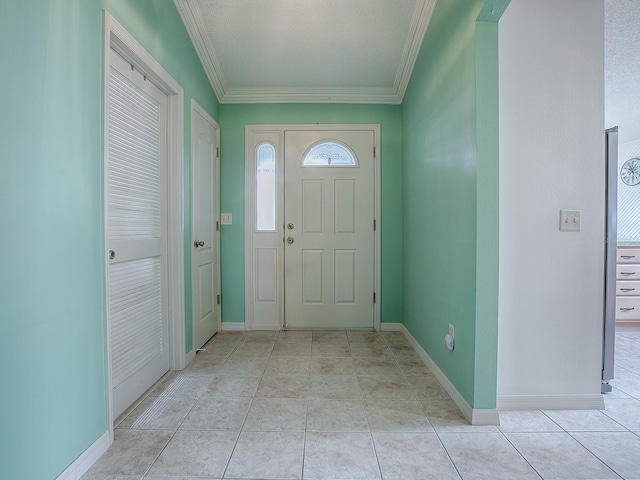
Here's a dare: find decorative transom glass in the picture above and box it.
[302,140,358,166]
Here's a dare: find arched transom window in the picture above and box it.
[301,140,358,167]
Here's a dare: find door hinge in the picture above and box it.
[217,294,221,305]
[216,220,219,231]
[373,219,377,231]
[373,292,376,304]
[373,146,376,158]
[216,147,219,158]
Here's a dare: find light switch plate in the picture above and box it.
[560,210,581,232]
[221,213,232,225]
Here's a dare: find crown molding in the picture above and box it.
[174,0,227,99]
[393,0,437,101]
[175,0,434,105]
[218,87,402,105]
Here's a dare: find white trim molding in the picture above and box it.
[393,324,500,426]
[174,0,436,104]
[185,348,196,367]
[380,322,404,332]
[244,124,382,332]
[497,395,605,411]
[55,431,110,480]
[222,322,246,331]
[190,98,222,348]
[103,9,185,439]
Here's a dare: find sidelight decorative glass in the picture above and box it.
[302,140,358,167]
[256,142,276,231]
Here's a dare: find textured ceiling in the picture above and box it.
[605,0,640,144]
[175,0,437,103]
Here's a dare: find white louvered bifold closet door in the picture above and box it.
[107,49,169,420]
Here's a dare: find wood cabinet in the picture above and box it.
[616,247,640,324]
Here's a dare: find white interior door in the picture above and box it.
[191,102,220,349]
[284,130,375,329]
[107,49,170,419]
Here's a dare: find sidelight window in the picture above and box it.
[256,142,276,231]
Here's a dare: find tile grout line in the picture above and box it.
[355,333,384,480]
[565,431,625,480]
[498,430,545,480]
[220,330,268,480]
[301,362,310,480]
[432,430,464,480]
[142,332,241,479]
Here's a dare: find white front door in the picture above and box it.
[284,130,375,329]
[106,49,170,419]
[191,102,220,349]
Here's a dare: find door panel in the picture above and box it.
[302,180,324,233]
[334,180,356,233]
[256,248,278,302]
[107,49,169,419]
[302,249,324,303]
[334,250,356,303]
[284,130,374,329]
[191,104,219,349]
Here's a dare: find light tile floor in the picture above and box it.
[83,328,640,480]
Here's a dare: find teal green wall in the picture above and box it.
[0,1,217,478]
[0,0,508,475]
[218,104,403,325]
[474,19,501,409]
[402,0,489,407]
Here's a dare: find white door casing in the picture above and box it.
[245,129,284,330]
[284,130,375,329]
[103,11,185,434]
[106,49,170,420]
[244,125,380,331]
[191,100,220,349]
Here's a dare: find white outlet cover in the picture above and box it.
[445,333,454,351]
[559,210,581,232]
[221,213,232,225]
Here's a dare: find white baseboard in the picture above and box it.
[222,321,246,331]
[497,394,605,411]
[397,324,500,426]
[252,324,281,331]
[55,430,111,480]
[380,322,403,332]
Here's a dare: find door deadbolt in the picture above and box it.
[287,223,294,230]
[286,237,294,245]
[194,240,205,248]
[108,250,116,260]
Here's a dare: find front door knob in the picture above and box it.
[194,240,205,248]
[286,237,294,245]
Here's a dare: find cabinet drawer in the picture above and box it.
[617,265,640,280]
[616,281,640,296]
[616,297,640,320]
[617,248,640,264]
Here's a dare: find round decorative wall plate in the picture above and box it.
[621,158,640,186]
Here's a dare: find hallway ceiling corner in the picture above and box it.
[174,0,437,104]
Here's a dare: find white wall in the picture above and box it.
[498,0,605,407]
